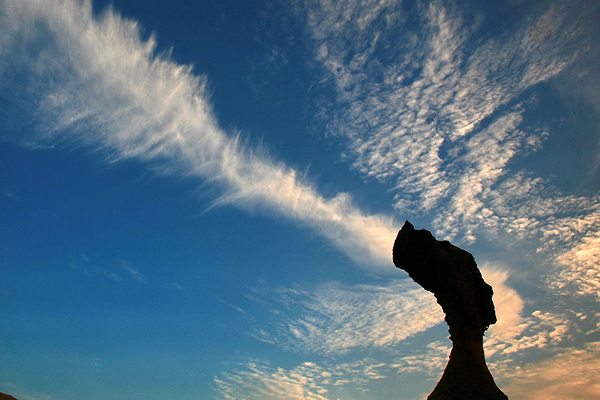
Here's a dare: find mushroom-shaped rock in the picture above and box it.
[393,221,508,400]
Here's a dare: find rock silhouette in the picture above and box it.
[0,393,19,400]
[393,221,508,400]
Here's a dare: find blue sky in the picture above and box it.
[1,0,599,399]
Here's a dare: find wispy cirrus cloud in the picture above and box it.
[299,0,573,211]
[246,279,443,354]
[480,266,574,359]
[214,353,444,400]
[231,259,580,397]
[390,340,450,377]
[0,0,397,269]
[245,264,573,360]
[215,357,403,400]
[548,210,600,297]
[120,260,144,282]
[297,0,600,295]
[221,269,590,399]
[214,340,600,400]
[499,341,600,400]
[69,255,145,283]
[214,360,330,400]
[245,265,544,357]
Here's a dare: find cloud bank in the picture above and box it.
[0,0,397,269]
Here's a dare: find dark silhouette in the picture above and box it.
[0,393,19,400]
[393,221,508,400]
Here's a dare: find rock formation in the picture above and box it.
[0,393,19,400]
[393,221,508,400]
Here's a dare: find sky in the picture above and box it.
[0,0,599,399]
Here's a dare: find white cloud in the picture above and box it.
[0,0,398,270]
[248,279,444,354]
[390,340,450,377]
[215,340,600,400]
[246,265,572,362]
[481,266,526,356]
[214,356,429,400]
[299,0,574,214]
[298,0,600,296]
[235,270,579,399]
[120,260,143,282]
[300,1,575,217]
[500,342,600,400]
[489,309,571,361]
[477,173,600,299]
[478,266,575,360]
[2,190,20,201]
[549,209,600,298]
[214,360,330,400]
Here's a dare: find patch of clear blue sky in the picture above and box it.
[0,141,367,399]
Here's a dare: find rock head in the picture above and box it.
[393,221,508,400]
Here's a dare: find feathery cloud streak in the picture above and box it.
[0,0,397,268]
[214,357,398,400]
[247,279,443,354]
[214,345,452,400]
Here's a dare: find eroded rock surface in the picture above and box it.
[393,221,508,400]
